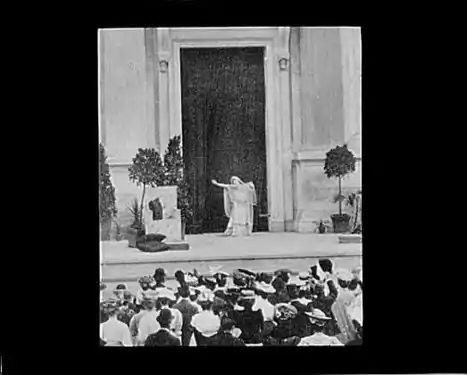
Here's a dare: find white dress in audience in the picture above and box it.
[297,332,344,346]
[252,295,275,321]
[137,310,161,345]
[191,310,220,337]
[100,316,133,347]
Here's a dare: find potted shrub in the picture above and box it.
[162,135,193,240]
[99,143,117,240]
[324,144,357,233]
[127,148,165,247]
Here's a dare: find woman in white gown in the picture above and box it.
[211,176,257,237]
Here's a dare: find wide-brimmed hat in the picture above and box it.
[197,290,215,303]
[275,303,298,320]
[113,284,127,292]
[298,272,311,281]
[335,269,353,282]
[156,288,176,301]
[101,299,120,313]
[238,289,256,300]
[287,276,307,287]
[138,275,155,286]
[305,308,332,320]
[256,282,275,294]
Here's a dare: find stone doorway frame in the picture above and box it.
[157,27,293,232]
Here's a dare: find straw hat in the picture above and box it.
[305,308,332,320]
[335,269,353,282]
[197,290,215,303]
[156,288,176,301]
[256,282,275,294]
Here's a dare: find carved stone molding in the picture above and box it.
[275,27,291,70]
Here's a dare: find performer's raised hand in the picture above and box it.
[211,179,217,185]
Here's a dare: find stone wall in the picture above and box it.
[292,27,361,232]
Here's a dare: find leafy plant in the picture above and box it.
[99,143,117,226]
[162,136,193,225]
[128,148,165,230]
[324,144,357,216]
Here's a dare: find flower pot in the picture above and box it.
[330,214,351,233]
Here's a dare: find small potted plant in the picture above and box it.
[324,144,357,233]
[346,189,362,234]
[312,219,332,234]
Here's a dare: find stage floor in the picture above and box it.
[101,232,362,264]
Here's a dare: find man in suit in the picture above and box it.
[145,309,181,346]
[173,285,199,346]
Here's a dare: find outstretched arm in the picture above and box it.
[211,179,230,189]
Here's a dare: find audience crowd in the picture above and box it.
[99,259,363,346]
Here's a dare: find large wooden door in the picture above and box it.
[181,47,268,234]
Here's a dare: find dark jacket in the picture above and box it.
[290,300,312,338]
[145,328,181,346]
[173,298,199,346]
[232,308,264,344]
[311,280,340,336]
[209,331,246,346]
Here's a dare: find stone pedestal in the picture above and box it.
[143,186,188,248]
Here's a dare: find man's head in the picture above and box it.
[153,268,166,284]
[157,308,173,328]
[178,285,190,299]
[318,259,334,274]
[305,309,331,331]
[175,270,186,286]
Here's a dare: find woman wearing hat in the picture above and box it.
[190,290,221,346]
[298,309,343,346]
[331,269,358,344]
[311,274,340,337]
[136,292,161,346]
[231,290,264,344]
[136,276,155,306]
[100,300,133,346]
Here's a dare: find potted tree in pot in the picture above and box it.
[162,135,193,240]
[99,143,117,240]
[127,148,165,247]
[323,144,357,233]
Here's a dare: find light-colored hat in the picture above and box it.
[287,276,306,287]
[143,290,159,301]
[239,289,256,300]
[257,282,275,294]
[197,290,215,303]
[305,308,332,320]
[156,288,176,301]
[298,272,310,281]
[335,269,353,282]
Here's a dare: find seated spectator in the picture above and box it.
[191,290,221,346]
[298,309,343,346]
[145,309,181,346]
[209,318,246,346]
[100,299,133,347]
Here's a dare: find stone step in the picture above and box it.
[338,234,362,244]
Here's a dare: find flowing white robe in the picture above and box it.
[223,181,256,236]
